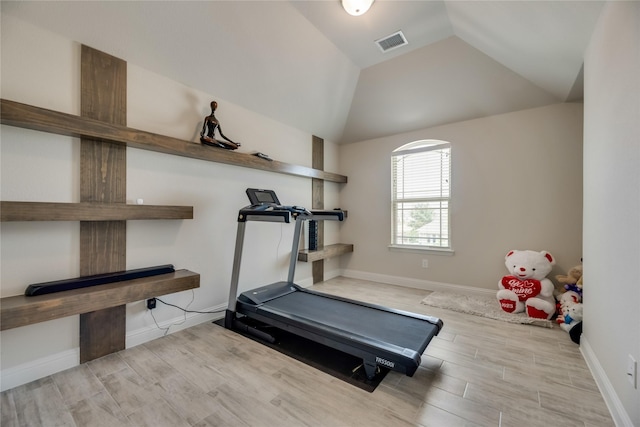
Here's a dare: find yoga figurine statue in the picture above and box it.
[200,101,240,150]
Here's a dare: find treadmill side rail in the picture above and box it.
[238,281,297,305]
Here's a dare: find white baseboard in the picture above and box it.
[297,269,344,288]
[1,348,79,392]
[126,303,227,348]
[341,269,496,297]
[324,268,343,282]
[580,336,633,426]
[1,303,226,392]
[295,276,314,288]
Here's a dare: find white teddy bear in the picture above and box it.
[560,302,583,333]
[497,250,557,320]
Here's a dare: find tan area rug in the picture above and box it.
[421,291,554,328]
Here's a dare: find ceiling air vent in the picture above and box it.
[375,30,408,53]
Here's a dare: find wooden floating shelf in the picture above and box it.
[298,243,354,263]
[0,201,193,222]
[0,99,348,184]
[0,269,200,331]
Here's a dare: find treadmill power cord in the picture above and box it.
[148,291,226,336]
[148,291,195,336]
[155,297,226,314]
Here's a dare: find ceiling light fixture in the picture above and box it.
[341,0,374,16]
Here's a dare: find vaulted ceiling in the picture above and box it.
[1,1,604,144]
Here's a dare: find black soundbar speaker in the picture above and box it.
[25,264,176,296]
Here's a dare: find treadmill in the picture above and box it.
[225,188,443,380]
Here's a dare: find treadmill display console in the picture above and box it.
[246,188,280,206]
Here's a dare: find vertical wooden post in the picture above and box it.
[311,136,324,284]
[79,45,127,362]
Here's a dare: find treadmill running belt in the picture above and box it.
[262,291,435,351]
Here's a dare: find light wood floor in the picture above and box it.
[1,277,614,426]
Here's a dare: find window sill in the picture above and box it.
[388,245,455,256]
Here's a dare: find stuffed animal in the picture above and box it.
[559,302,583,343]
[560,303,583,331]
[556,264,583,298]
[497,250,557,320]
[555,262,584,343]
[556,290,581,326]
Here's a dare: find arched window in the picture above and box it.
[391,140,451,250]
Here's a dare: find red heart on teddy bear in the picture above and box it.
[501,276,542,301]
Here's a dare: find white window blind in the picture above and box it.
[391,140,451,249]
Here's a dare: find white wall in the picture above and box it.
[0,1,360,144]
[338,103,584,292]
[342,35,559,143]
[0,14,341,390]
[582,1,640,425]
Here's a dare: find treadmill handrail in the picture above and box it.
[238,208,290,223]
[292,210,344,221]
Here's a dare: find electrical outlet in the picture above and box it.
[147,298,157,310]
[627,355,637,388]
[422,259,429,268]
